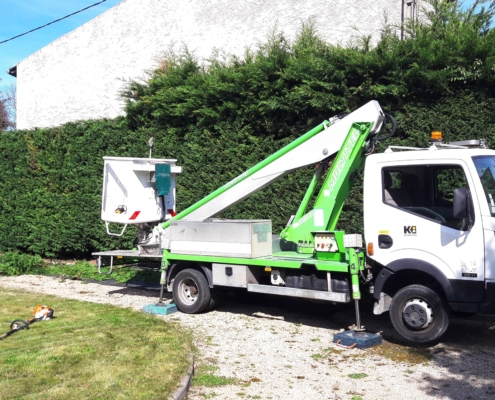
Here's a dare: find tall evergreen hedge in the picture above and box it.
[1,1,494,257]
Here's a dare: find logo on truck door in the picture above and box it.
[404,226,417,236]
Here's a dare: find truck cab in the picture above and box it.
[364,138,495,341]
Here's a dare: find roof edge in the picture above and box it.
[7,65,17,77]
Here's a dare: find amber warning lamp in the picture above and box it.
[431,131,442,143]
[367,243,374,256]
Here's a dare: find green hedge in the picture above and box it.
[0,119,139,257]
[1,2,495,257]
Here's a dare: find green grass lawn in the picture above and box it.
[0,252,161,283]
[0,288,192,399]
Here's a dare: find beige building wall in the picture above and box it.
[15,0,405,130]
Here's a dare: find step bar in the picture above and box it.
[247,284,349,303]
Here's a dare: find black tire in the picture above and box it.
[172,269,211,314]
[389,284,449,344]
[205,289,220,311]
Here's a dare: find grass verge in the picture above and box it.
[0,287,192,400]
[193,364,237,387]
[0,251,161,283]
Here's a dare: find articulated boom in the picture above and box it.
[158,100,385,250]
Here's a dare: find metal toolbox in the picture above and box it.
[212,264,260,287]
[170,219,272,258]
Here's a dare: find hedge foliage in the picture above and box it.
[1,1,495,257]
[0,118,143,257]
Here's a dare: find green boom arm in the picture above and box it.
[279,122,374,253]
[156,100,385,250]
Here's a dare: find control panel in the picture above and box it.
[314,232,339,252]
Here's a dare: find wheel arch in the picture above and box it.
[373,258,454,302]
[167,261,213,288]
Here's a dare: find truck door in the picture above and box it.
[365,160,485,303]
[472,156,495,283]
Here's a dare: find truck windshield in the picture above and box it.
[473,156,495,217]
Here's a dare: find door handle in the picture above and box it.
[378,234,393,249]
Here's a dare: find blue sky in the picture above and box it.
[0,0,122,92]
[0,0,486,94]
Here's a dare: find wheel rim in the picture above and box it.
[177,277,199,306]
[402,298,434,330]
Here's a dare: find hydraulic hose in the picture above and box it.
[373,113,396,142]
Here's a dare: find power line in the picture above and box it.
[0,0,108,45]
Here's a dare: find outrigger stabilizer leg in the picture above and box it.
[353,299,364,331]
[332,249,382,348]
[143,253,178,315]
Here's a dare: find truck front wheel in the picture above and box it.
[389,284,449,344]
[172,269,211,314]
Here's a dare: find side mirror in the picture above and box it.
[453,188,468,219]
[453,188,474,230]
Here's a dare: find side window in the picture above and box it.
[389,171,403,189]
[382,164,471,230]
[435,168,467,206]
[382,171,403,206]
[473,156,495,217]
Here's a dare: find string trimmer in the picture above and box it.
[1,304,54,340]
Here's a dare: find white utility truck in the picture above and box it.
[94,100,495,343]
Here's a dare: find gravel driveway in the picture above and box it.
[1,275,494,400]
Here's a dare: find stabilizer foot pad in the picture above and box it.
[333,330,382,349]
[143,303,178,315]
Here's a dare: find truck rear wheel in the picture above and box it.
[172,269,211,314]
[389,284,449,344]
